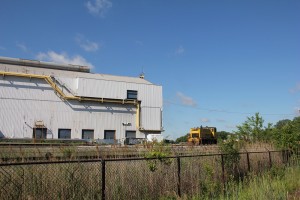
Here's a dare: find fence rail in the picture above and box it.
[0,149,299,200]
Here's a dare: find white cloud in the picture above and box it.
[36,51,94,68]
[200,118,210,123]
[289,82,300,94]
[86,0,112,16]
[16,42,28,52]
[176,92,197,107]
[75,35,99,52]
[175,45,185,55]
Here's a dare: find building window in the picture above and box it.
[125,131,136,138]
[82,129,94,139]
[58,129,71,139]
[33,128,47,139]
[127,90,138,100]
[104,130,115,139]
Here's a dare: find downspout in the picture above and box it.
[136,103,140,129]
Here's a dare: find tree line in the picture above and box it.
[174,113,300,150]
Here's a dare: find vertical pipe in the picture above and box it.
[177,157,181,198]
[136,103,140,129]
[246,152,250,172]
[101,160,106,200]
[221,154,225,196]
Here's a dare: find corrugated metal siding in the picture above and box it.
[0,76,57,101]
[76,78,162,106]
[55,76,78,95]
[74,78,163,131]
[77,78,127,99]
[140,107,162,130]
[0,64,163,139]
[0,76,140,139]
[137,84,163,107]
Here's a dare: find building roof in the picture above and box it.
[0,56,153,85]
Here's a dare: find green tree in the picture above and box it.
[236,112,264,141]
[273,117,300,150]
[292,116,300,132]
[175,133,189,143]
[275,119,291,129]
[217,131,231,141]
[219,137,240,175]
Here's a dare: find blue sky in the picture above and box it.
[0,0,299,139]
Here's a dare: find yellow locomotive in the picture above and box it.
[187,126,217,145]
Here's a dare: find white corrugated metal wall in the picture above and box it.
[0,76,142,139]
[0,67,163,139]
[75,78,163,130]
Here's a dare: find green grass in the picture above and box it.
[216,165,300,200]
[160,165,300,200]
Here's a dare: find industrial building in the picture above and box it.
[0,56,163,143]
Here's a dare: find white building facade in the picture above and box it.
[0,57,163,142]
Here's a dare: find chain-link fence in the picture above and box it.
[0,149,299,199]
[0,161,102,199]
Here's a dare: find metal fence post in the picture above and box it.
[285,150,291,166]
[101,160,106,200]
[221,154,225,196]
[177,157,181,198]
[268,151,272,168]
[282,150,288,165]
[246,152,250,172]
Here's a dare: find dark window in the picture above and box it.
[125,131,136,138]
[82,129,94,139]
[104,130,115,139]
[127,90,138,100]
[33,128,47,139]
[58,129,71,139]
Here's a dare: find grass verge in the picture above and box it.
[221,165,299,200]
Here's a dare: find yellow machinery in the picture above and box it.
[187,126,217,145]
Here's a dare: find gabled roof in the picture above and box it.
[0,56,153,85]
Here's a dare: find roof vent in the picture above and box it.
[139,73,145,79]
